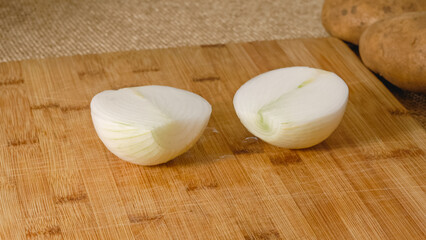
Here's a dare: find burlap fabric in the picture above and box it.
[0,0,327,61]
[1,0,424,127]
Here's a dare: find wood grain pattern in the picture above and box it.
[0,38,425,239]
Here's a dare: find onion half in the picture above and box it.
[91,85,212,165]
[233,67,349,149]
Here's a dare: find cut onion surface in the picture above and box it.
[91,85,212,166]
[233,67,349,149]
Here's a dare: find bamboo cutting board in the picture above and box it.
[0,38,425,239]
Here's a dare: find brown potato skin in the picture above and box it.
[322,0,426,45]
[359,12,426,93]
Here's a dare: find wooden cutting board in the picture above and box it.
[1,38,425,239]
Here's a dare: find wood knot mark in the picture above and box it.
[128,214,163,223]
[365,147,424,160]
[232,147,264,155]
[8,137,39,147]
[54,192,88,204]
[132,67,160,73]
[60,105,90,112]
[382,6,392,13]
[77,70,104,78]
[269,153,302,166]
[26,226,61,238]
[244,230,280,240]
[193,76,220,82]
[411,37,418,46]
[389,148,424,158]
[30,104,60,110]
[201,43,226,48]
[30,104,89,112]
[186,181,218,191]
[388,109,408,116]
[232,149,251,154]
[0,78,24,86]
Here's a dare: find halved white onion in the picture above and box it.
[233,67,349,149]
[91,85,212,165]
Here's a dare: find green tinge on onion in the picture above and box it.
[91,86,212,166]
[233,67,349,149]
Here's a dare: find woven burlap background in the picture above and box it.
[1,0,424,127]
[0,0,328,61]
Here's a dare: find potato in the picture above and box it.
[322,0,426,44]
[359,12,426,93]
